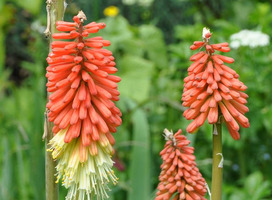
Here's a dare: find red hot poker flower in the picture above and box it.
[46,11,122,199]
[46,11,122,147]
[182,28,249,140]
[155,129,207,200]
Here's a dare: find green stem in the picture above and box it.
[44,0,65,200]
[211,122,223,200]
[45,117,58,200]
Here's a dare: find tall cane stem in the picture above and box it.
[44,0,65,200]
[211,120,223,200]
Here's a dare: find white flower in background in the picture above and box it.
[122,0,154,7]
[230,30,270,49]
[122,0,136,5]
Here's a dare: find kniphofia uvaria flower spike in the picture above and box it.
[182,28,249,140]
[46,11,122,200]
[155,129,207,200]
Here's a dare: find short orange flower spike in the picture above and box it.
[46,11,122,146]
[155,129,207,200]
[182,27,249,140]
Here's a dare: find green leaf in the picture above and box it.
[229,192,246,200]
[252,181,271,200]
[174,24,204,41]
[245,172,271,200]
[118,55,154,102]
[13,0,42,15]
[244,171,262,193]
[98,16,133,52]
[128,106,151,200]
[139,25,168,68]
[15,135,28,200]
[0,137,12,200]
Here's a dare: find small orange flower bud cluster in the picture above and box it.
[182,28,249,140]
[155,129,207,200]
[46,12,122,146]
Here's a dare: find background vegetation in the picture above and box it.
[0,0,272,199]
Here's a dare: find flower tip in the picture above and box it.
[76,10,87,23]
[163,128,177,145]
[202,27,212,39]
[163,128,173,139]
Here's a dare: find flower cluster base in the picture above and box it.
[49,128,117,200]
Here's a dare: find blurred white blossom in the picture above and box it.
[122,0,153,6]
[230,30,270,49]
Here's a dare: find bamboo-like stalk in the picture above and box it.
[44,0,65,200]
[211,121,223,200]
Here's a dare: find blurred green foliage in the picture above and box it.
[0,0,272,200]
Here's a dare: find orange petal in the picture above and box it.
[200,98,211,113]
[223,100,240,117]
[190,52,205,61]
[202,68,209,80]
[79,102,87,119]
[213,68,221,82]
[229,90,240,98]
[196,110,209,127]
[213,90,222,102]
[222,71,234,79]
[198,54,209,64]
[207,61,214,73]
[214,63,224,75]
[226,122,240,140]
[82,116,93,135]
[235,114,250,128]
[88,106,99,124]
[184,108,201,120]
[63,88,76,103]
[78,82,87,101]
[70,108,79,125]
[92,97,112,118]
[91,125,100,141]
[221,77,232,87]
[219,91,232,100]
[59,109,74,129]
[207,73,214,84]
[219,102,232,122]
[207,105,218,124]
[216,54,234,63]
[211,55,224,65]
[230,100,249,114]
[187,120,198,133]
[53,104,71,125]
[209,96,217,108]
[218,83,230,93]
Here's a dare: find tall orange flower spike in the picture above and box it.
[155,129,207,200]
[46,11,122,200]
[182,27,249,140]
